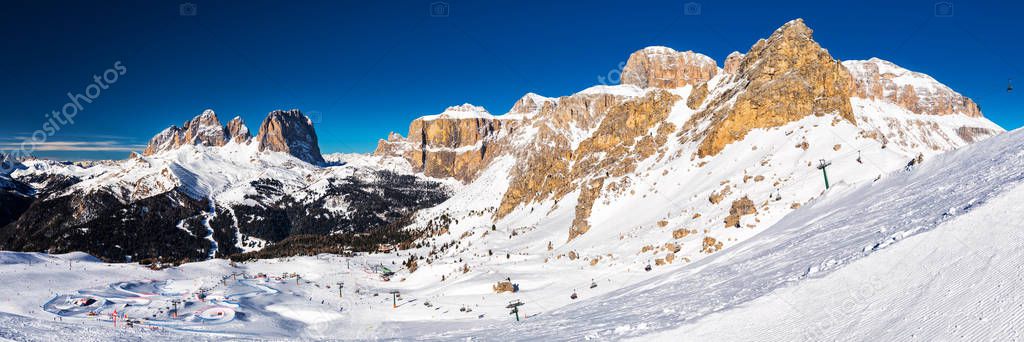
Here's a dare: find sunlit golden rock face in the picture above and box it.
[374,104,512,182]
[373,18,999,246]
[621,46,718,89]
[684,18,856,158]
[497,90,680,241]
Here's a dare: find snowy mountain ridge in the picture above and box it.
[355,19,1005,336]
[2,111,454,261]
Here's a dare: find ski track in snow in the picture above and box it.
[417,129,1024,341]
[203,196,218,260]
[662,181,1024,341]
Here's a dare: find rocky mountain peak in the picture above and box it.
[723,51,744,74]
[374,102,511,182]
[688,18,855,157]
[226,116,252,143]
[509,93,556,115]
[843,58,982,117]
[181,109,227,147]
[422,103,493,121]
[621,46,718,88]
[143,125,184,156]
[143,110,227,156]
[255,109,325,165]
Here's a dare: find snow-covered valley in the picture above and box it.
[1,18,1020,341]
[1,126,1021,341]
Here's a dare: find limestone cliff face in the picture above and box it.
[377,18,1000,245]
[495,92,622,222]
[374,104,510,182]
[684,19,856,157]
[621,46,718,88]
[496,90,680,241]
[843,58,982,117]
[255,109,325,165]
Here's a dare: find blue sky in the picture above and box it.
[1,0,1020,160]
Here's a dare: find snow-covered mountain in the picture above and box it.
[375,18,1001,269]
[1,110,453,262]
[357,18,1004,334]
[0,17,1014,341]
[427,115,1024,342]
[0,112,1018,342]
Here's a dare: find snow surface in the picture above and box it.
[420,103,495,121]
[1,128,1020,340]
[0,46,1014,341]
[420,127,1024,341]
[576,84,647,97]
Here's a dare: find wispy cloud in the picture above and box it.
[0,135,145,153]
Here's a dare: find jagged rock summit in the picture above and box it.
[255,109,325,165]
[226,116,252,143]
[375,17,1001,248]
[685,18,857,157]
[143,109,324,165]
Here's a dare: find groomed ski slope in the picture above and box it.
[0,130,1019,341]
[652,175,1024,341]
[421,128,1024,341]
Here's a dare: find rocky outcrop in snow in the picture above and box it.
[844,58,982,117]
[621,46,718,88]
[509,93,557,116]
[255,109,325,165]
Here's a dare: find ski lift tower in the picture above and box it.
[817,159,832,190]
[171,299,181,318]
[390,290,400,309]
[506,299,525,322]
[337,282,344,299]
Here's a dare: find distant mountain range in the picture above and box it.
[0,19,1002,267]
